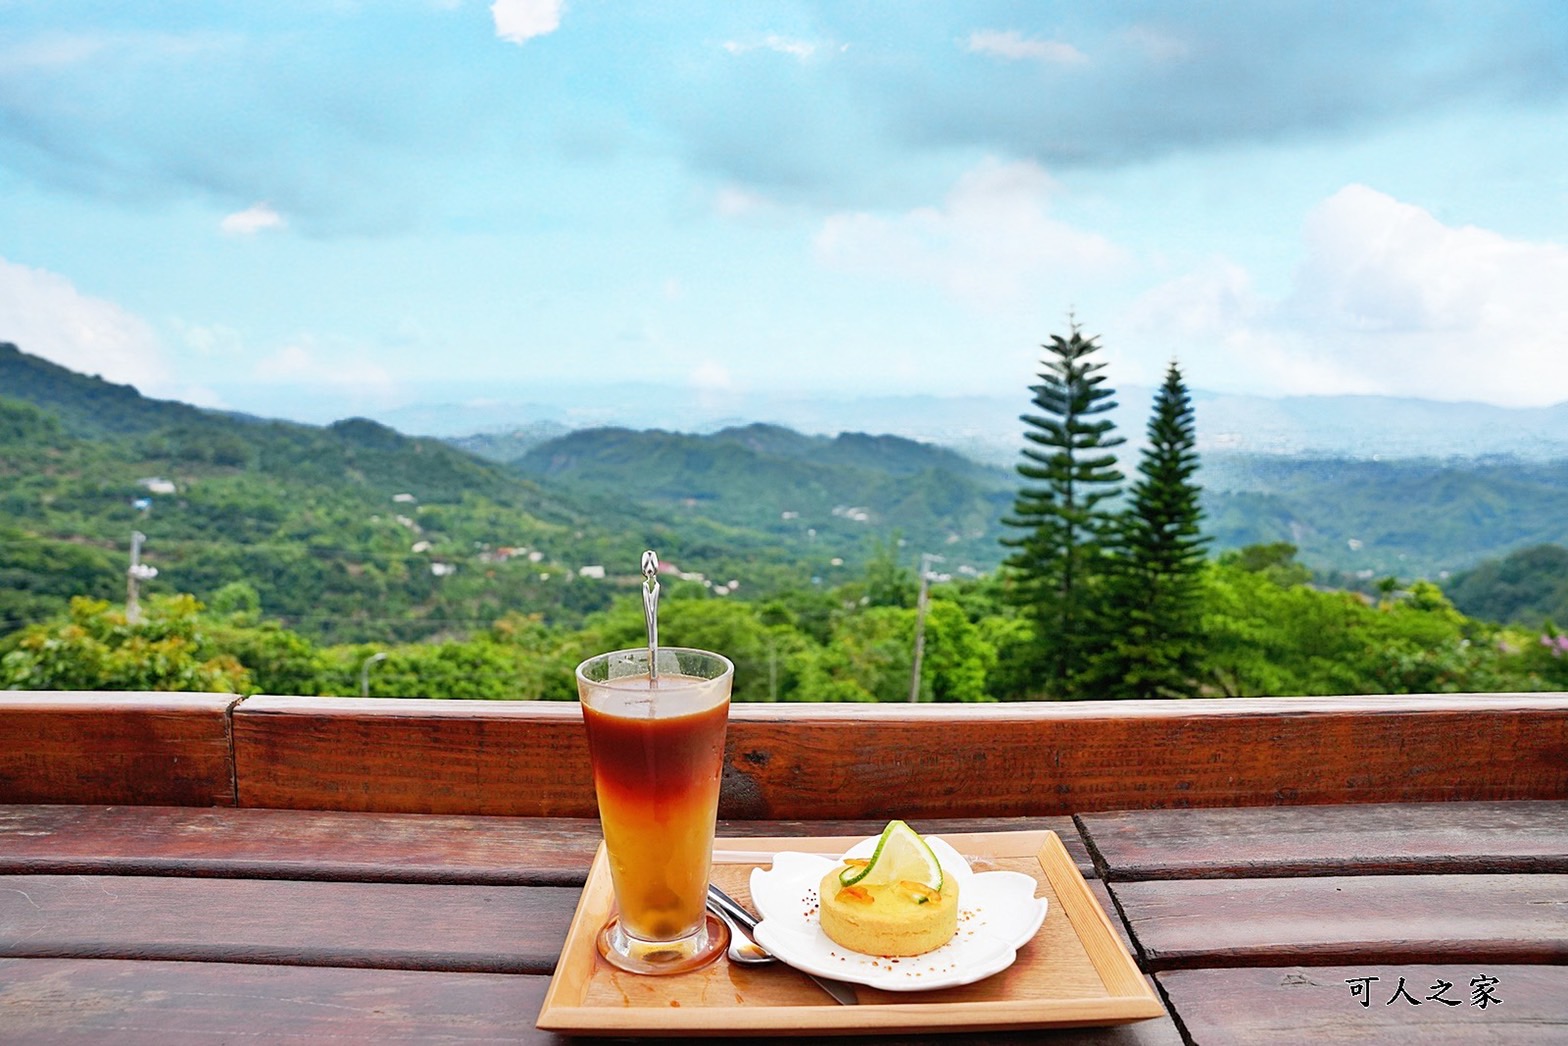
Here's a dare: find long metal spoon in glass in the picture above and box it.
[576,550,734,975]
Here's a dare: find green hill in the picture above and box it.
[1201,453,1568,580]
[0,341,223,438]
[8,342,1568,643]
[1445,545,1568,627]
[0,346,825,642]
[514,423,1015,575]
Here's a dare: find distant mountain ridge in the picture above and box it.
[1199,454,1568,579]
[361,380,1568,466]
[0,341,225,437]
[510,423,1015,576]
[5,342,1568,614]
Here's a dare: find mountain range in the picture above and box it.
[5,341,1568,639]
[373,380,1568,467]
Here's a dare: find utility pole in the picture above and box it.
[126,531,157,624]
[361,651,388,697]
[907,553,944,703]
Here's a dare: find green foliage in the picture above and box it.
[208,581,262,617]
[1202,563,1378,696]
[1,342,218,439]
[1083,363,1211,699]
[1,595,250,693]
[793,606,911,703]
[0,528,122,635]
[514,423,1013,577]
[972,610,1038,700]
[1199,564,1508,697]
[1510,623,1568,690]
[1219,542,1314,586]
[203,617,328,697]
[914,599,996,703]
[351,640,534,700]
[9,340,1568,705]
[857,539,919,609]
[0,353,854,644]
[1002,323,1125,695]
[1201,453,1568,580]
[1445,544,1568,627]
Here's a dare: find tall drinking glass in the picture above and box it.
[576,646,733,974]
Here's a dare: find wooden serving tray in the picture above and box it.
[536,830,1164,1036]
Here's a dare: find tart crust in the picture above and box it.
[817,868,958,956]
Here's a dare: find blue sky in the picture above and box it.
[3,0,1567,429]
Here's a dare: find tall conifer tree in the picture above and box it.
[1001,323,1123,697]
[1084,361,1210,698]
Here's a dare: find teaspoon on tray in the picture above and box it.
[706,890,775,965]
[706,882,859,1004]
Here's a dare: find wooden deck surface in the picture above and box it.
[2,692,1566,1042]
[2,801,1564,1043]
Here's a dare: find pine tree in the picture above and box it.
[1001,323,1124,697]
[1084,361,1210,698]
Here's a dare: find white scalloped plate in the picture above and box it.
[748,835,1048,992]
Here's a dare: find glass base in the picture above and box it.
[596,911,728,975]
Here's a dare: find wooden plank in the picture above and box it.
[0,874,576,973]
[0,959,1182,1046]
[1081,800,1568,880]
[0,806,1093,883]
[233,696,591,814]
[1158,965,1568,1045]
[1113,874,1568,970]
[0,959,556,1044]
[0,804,603,885]
[231,695,1568,818]
[0,692,235,807]
[1089,878,1138,959]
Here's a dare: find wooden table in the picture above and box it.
[3,691,1566,1041]
[2,801,1564,1043]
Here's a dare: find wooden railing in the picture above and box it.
[3,691,1566,817]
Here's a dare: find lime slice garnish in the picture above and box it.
[837,820,943,891]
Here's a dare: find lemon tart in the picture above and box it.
[817,821,958,956]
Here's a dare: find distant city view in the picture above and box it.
[342,382,1568,468]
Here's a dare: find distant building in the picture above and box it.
[393,493,417,503]
[579,565,606,579]
[138,478,176,495]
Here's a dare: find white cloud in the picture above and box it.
[220,202,285,235]
[0,255,172,391]
[690,361,732,391]
[491,0,562,45]
[722,34,820,60]
[252,338,398,400]
[815,158,1126,309]
[965,29,1088,66]
[177,320,247,357]
[1121,24,1192,63]
[1126,185,1568,406]
[0,29,235,72]
[712,184,779,218]
[176,384,231,410]
[0,32,110,71]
